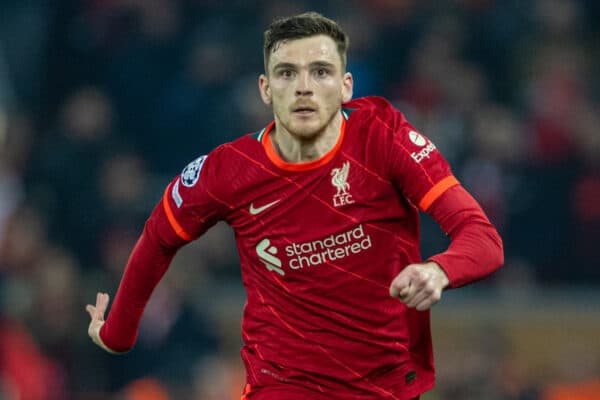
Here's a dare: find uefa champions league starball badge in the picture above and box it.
[181,155,207,187]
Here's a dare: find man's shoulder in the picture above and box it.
[343,96,396,115]
[343,96,406,127]
[344,96,410,135]
[198,129,270,183]
[208,130,263,159]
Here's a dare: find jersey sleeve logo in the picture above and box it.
[181,155,207,187]
[409,130,427,146]
[171,179,183,207]
[408,130,437,163]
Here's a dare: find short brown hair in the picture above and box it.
[263,12,350,72]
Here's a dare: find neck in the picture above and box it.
[270,112,343,163]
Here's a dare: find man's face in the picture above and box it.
[259,35,353,140]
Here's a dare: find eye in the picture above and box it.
[316,68,329,77]
[280,69,295,78]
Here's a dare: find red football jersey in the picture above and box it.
[159,96,459,399]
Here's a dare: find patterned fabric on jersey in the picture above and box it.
[160,96,459,399]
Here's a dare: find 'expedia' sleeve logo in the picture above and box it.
[408,130,437,163]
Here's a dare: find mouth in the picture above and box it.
[292,106,317,115]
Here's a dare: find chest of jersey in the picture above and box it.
[223,149,418,285]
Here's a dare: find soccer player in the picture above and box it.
[86,12,503,400]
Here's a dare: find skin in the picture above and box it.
[86,33,449,352]
[258,34,353,162]
[86,292,120,354]
[390,262,450,311]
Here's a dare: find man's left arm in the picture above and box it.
[390,184,504,309]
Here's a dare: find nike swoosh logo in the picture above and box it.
[249,199,280,215]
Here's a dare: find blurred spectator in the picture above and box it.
[0,46,15,107]
[0,205,48,275]
[118,377,170,400]
[230,73,274,133]
[461,104,526,233]
[100,0,186,167]
[0,1,49,111]
[567,103,600,281]
[0,112,35,254]
[0,114,30,246]
[0,318,66,400]
[191,355,245,400]
[29,86,123,267]
[149,19,242,173]
[96,151,154,248]
[543,379,600,400]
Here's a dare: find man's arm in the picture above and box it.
[426,184,504,287]
[86,151,225,352]
[390,184,504,310]
[86,205,184,353]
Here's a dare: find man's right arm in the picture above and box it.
[86,199,186,353]
[86,152,225,353]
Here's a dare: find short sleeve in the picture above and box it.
[161,152,226,242]
[385,113,459,211]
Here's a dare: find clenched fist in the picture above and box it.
[389,262,449,311]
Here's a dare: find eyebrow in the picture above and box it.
[310,61,336,69]
[272,62,298,71]
[272,61,337,71]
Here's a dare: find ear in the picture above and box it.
[341,72,353,103]
[258,74,272,105]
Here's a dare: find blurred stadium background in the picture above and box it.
[1,1,599,399]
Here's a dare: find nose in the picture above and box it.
[295,71,312,96]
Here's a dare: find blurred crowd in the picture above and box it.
[0,0,599,399]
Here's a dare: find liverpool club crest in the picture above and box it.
[331,161,354,207]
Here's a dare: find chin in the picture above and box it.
[289,120,323,138]
[291,126,322,140]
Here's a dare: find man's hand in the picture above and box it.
[85,292,119,354]
[389,262,449,311]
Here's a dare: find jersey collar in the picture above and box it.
[259,112,347,172]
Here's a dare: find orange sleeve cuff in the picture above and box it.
[418,175,460,211]
[162,183,193,242]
